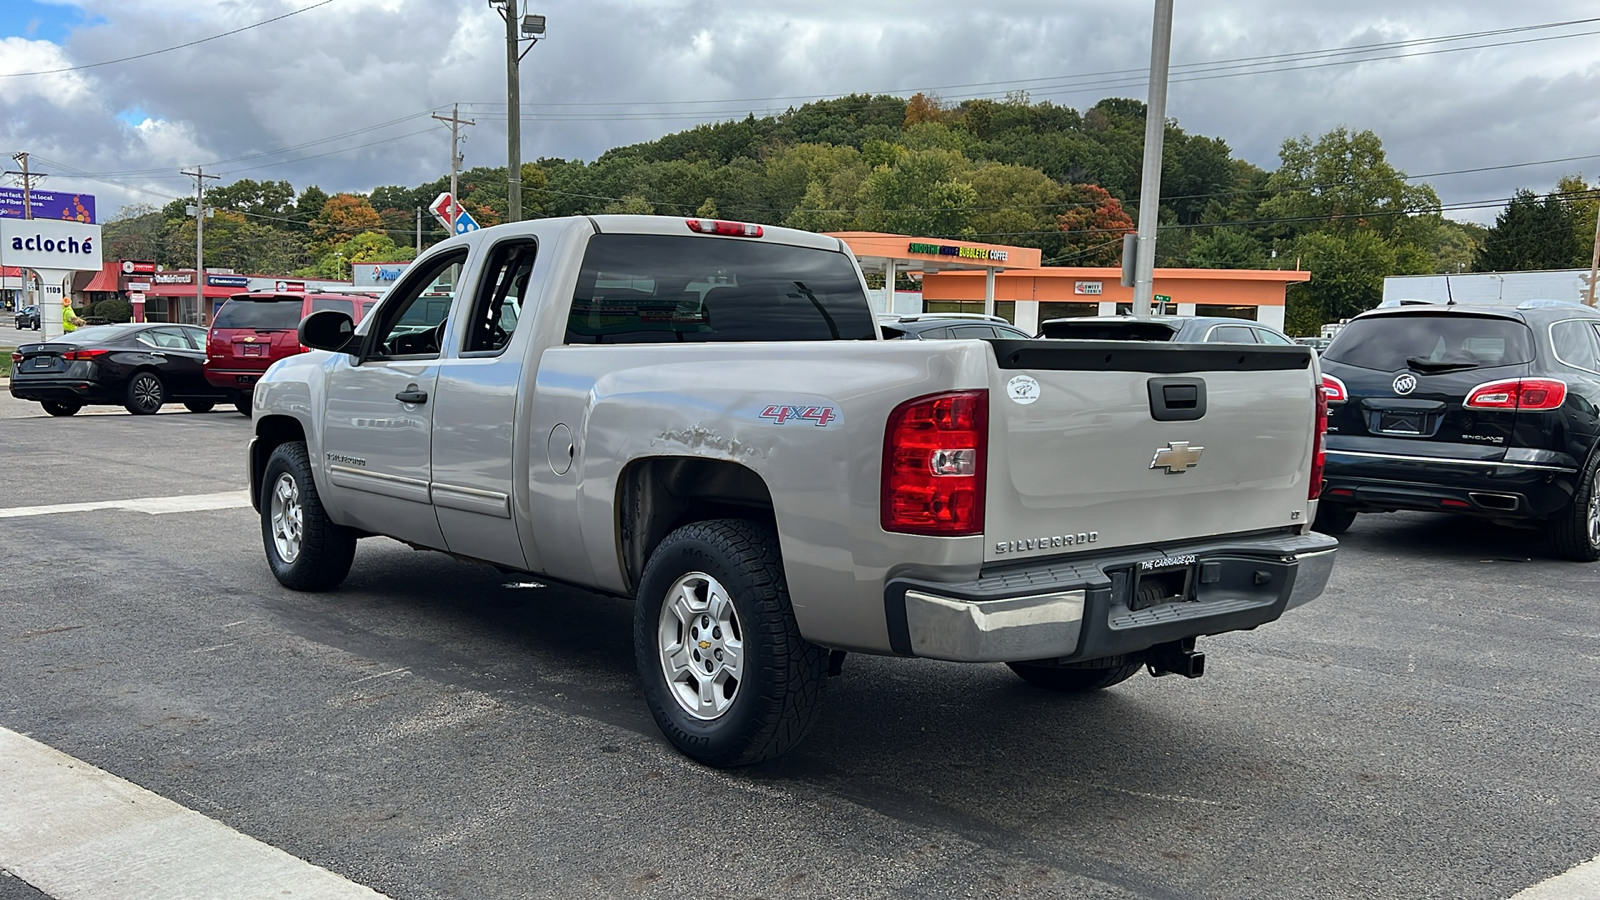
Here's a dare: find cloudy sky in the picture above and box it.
[2,0,1599,224]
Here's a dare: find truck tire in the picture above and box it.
[124,371,165,415]
[1007,661,1143,693]
[183,401,215,413]
[634,518,828,767]
[260,440,357,591]
[235,397,252,417]
[1546,452,1600,562]
[1313,501,1356,535]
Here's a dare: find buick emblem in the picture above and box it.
[1393,374,1417,395]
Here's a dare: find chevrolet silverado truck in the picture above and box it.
[247,215,1338,767]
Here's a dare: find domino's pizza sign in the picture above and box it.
[0,218,103,271]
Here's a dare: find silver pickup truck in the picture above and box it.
[248,215,1337,766]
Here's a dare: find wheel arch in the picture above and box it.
[616,456,776,595]
[250,414,308,512]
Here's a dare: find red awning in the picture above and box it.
[80,262,121,292]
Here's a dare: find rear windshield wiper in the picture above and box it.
[1405,356,1478,373]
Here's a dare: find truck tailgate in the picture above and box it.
[983,340,1317,563]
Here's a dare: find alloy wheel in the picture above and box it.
[269,473,304,564]
[131,375,162,412]
[657,571,744,721]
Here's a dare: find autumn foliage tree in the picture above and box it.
[1056,184,1135,264]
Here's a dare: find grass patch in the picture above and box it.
[0,347,11,379]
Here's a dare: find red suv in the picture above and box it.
[205,292,376,414]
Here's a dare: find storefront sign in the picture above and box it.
[0,189,96,223]
[207,274,250,288]
[1074,281,1103,295]
[121,260,157,274]
[907,241,1009,262]
[154,273,193,285]
[354,262,410,287]
[127,281,151,291]
[0,219,104,271]
[275,280,306,292]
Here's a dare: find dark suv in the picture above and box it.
[1317,300,1600,560]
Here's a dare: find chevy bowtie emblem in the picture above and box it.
[1151,441,1204,474]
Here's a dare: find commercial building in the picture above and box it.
[64,260,360,325]
[830,232,1310,332]
[1383,268,1598,307]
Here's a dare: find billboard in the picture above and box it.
[0,189,97,223]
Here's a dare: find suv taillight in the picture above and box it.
[1310,381,1328,500]
[882,391,987,535]
[1464,377,1567,411]
[1321,373,1347,403]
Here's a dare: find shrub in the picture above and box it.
[91,298,133,323]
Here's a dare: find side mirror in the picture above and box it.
[299,309,360,356]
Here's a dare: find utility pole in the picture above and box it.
[432,104,474,233]
[1131,0,1174,319]
[1586,198,1600,307]
[503,0,522,223]
[5,151,45,219]
[182,167,219,325]
[415,207,422,254]
[491,2,545,224]
[6,152,48,314]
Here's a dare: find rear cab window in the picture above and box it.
[565,234,876,344]
[1324,314,1535,371]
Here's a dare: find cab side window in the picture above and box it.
[1255,328,1294,345]
[1208,325,1258,344]
[366,250,468,359]
[465,239,537,354]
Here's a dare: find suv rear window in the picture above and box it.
[1324,314,1535,371]
[213,298,302,330]
[565,234,876,343]
[311,297,356,318]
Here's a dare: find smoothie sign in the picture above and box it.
[907,241,1009,262]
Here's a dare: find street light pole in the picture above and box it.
[1132,0,1174,319]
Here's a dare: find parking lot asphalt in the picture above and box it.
[0,390,1596,900]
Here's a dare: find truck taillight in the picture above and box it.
[1309,381,1327,501]
[882,391,987,536]
[686,218,763,237]
[1321,373,1347,403]
[1464,377,1567,411]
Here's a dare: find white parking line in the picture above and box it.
[0,491,250,520]
[0,727,390,900]
[1509,854,1600,899]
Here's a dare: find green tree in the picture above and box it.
[1186,228,1267,269]
[1284,230,1398,333]
[1258,127,1439,241]
[1473,188,1584,271]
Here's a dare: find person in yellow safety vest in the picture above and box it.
[61,296,85,334]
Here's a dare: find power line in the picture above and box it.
[464,16,1600,113]
[0,1,338,78]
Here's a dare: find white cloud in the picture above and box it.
[0,0,1597,225]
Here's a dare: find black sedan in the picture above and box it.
[14,305,40,330]
[8,323,233,416]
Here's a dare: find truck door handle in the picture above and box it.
[395,385,429,404]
